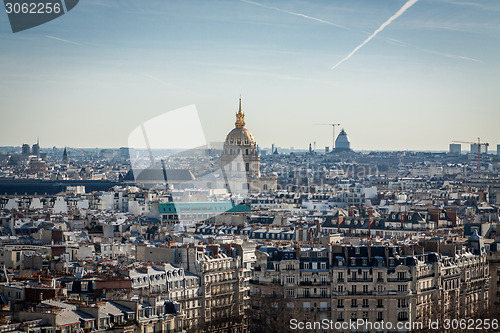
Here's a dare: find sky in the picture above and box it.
[0,0,499,151]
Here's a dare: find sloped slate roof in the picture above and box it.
[123,169,195,182]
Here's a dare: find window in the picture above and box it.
[245,163,249,172]
[398,285,408,292]
[338,285,343,293]
[377,299,383,308]
[303,288,310,297]
[338,272,344,282]
[377,312,383,321]
[337,299,343,308]
[321,262,327,270]
[351,299,357,307]
[398,312,408,321]
[287,288,295,297]
[337,312,344,321]
[352,285,356,294]
[363,311,369,319]
[286,276,295,284]
[320,288,328,297]
[362,299,369,307]
[363,285,369,294]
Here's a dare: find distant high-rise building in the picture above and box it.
[449,143,461,156]
[21,144,30,155]
[31,139,40,158]
[497,144,500,156]
[470,143,487,155]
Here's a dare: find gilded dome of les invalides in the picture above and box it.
[223,98,256,149]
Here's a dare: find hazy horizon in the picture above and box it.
[1,0,499,151]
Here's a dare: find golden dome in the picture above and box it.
[224,97,256,147]
[224,127,256,146]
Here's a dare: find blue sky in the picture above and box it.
[0,0,499,151]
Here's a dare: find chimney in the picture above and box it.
[367,207,374,217]
[348,206,355,217]
[206,245,219,257]
[445,208,457,226]
[401,212,407,222]
[428,208,440,222]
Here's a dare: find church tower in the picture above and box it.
[62,147,69,164]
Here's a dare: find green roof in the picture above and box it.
[159,202,250,214]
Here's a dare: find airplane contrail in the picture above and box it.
[331,0,419,70]
[45,35,81,45]
[240,0,350,31]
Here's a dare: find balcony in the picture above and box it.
[348,278,373,282]
[317,307,331,312]
[300,294,328,299]
[348,291,373,296]
[417,273,435,279]
[387,277,411,282]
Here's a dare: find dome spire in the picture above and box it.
[235,96,245,128]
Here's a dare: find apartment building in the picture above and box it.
[250,241,489,332]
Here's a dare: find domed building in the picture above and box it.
[334,128,351,152]
[221,98,260,177]
[221,98,276,193]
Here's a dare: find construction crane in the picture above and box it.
[452,137,489,171]
[316,123,341,150]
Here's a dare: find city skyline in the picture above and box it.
[1,0,499,150]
